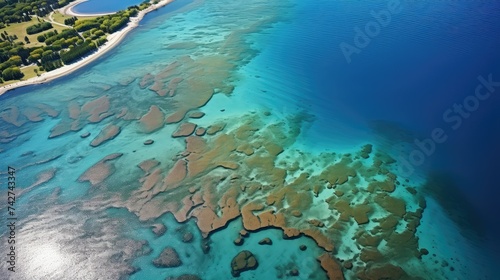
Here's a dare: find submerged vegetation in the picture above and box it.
[0,0,151,83]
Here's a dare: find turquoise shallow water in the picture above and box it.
[1,0,499,279]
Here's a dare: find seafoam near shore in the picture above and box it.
[0,0,173,96]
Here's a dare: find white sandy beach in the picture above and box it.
[0,0,173,96]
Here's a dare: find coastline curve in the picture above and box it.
[0,0,174,96]
[61,0,115,17]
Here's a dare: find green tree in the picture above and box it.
[8,55,22,66]
[2,67,24,81]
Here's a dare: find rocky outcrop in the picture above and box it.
[258,238,272,245]
[231,251,258,277]
[152,223,166,236]
[152,247,182,268]
[80,132,90,138]
[182,232,193,243]
[234,237,244,246]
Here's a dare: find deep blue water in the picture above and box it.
[287,0,500,245]
[73,0,146,14]
[241,0,500,249]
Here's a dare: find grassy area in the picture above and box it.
[1,4,145,85]
[21,64,45,80]
[50,11,72,25]
[0,79,17,86]
[1,65,46,85]
[50,11,99,25]
[2,17,70,48]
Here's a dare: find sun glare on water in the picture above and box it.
[25,242,71,278]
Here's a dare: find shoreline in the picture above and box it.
[62,0,114,17]
[0,0,173,96]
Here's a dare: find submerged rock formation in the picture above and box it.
[231,250,258,277]
[152,247,182,268]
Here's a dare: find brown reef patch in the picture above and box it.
[1,106,26,127]
[374,193,406,217]
[140,168,162,192]
[49,121,72,138]
[359,144,372,159]
[160,55,232,124]
[368,179,396,193]
[236,143,254,156]
[22,107,44,122]
[165,110,188,124]
[357,231,382,247]
[206,123,226,135]
[172,122,197,138]
[356,264,410,280]
[36,103,60,117]
[90,124,121,147]
[195,127,206,136]
[167,77,183,97]
[329,199,372,225]
[352,204,372,225]
[78,153,122,186]
[258,237,272,245]
[139,73,154,89]
[18,168,57,197]
[80,132,90,138]
[319,158,356,185]
[231,250,258,277]
[163,160,187,190]
[302,229,334,252]
[138,159,160,173]
[360,247,384,263]
[188,111,205,119]
[153,247,182,268]
[139,105,164,133]
[107,112,426,280]
[152,223,167,236]
[81,96,112,123]
[68,101,80,120]
[317,253,344,280]
[184,134,238,178]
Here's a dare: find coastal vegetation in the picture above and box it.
[0,0,151,84]
[0,0,68,24]
[26,22,53,34]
